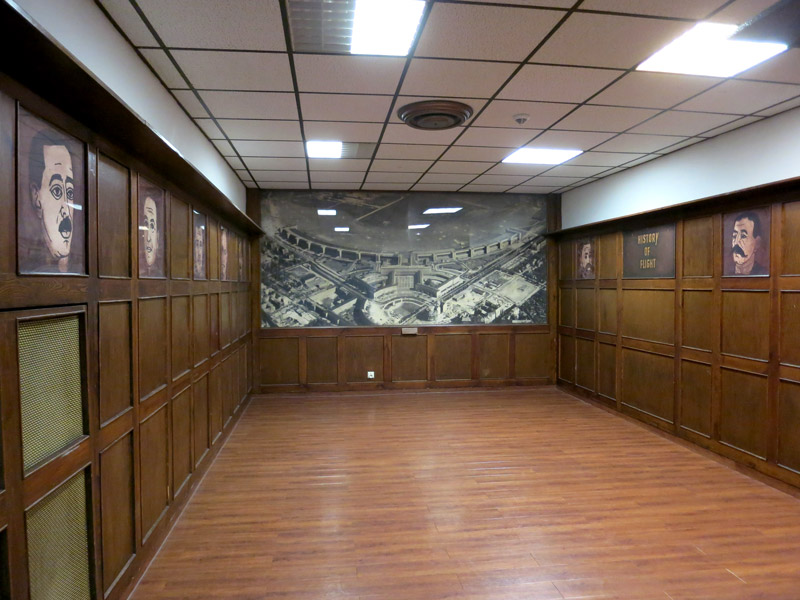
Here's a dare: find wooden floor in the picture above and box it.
[131,387,800,599]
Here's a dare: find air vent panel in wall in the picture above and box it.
[18,316,85,471]
[288,0,356,53]
[26,471,91,600]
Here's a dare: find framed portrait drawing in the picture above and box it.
[723,207,770,277]
[138,178,165,278]
[17,108,86,275]
[220,225,228,281]
[238,236,245,281]
[575,238,595,279]
[193,210,207,280]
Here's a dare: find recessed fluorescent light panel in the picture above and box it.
[408,224,430,230]
[423,207,462,215]
[317,209,337,216]
[334,227,350,232]
[637,22,787,77]
[306,141,343,159]
[351,0,425,56]
[502,148,583,165]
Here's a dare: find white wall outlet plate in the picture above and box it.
[367,371,375,379]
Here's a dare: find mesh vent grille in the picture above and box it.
[288,0,355,53]
[19,316,84,471]
[26,471,91,600]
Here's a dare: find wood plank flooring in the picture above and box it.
[131,387,800,599]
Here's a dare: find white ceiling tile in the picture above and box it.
[381,124,464,145]
[304,122,383,143]
[580,0,727,18]
[137,0,286,50]
[429,161,495,174]
[195,119,224,139]
[591,72,723,109]
[474,100,576,129]
[376,145,447,160]
[710,0,782,24]
[212,139,235,156]
[440,146,511,162]
[592,133,688,152]
[418,173,476,184]
[365,172,423,183]
[263,182,310,190]
[309,171,366,183]
[620,155,661,168]
[756,96,800,116]
[199,91,297,119]
[244,181,259,188]
[678,80,800,115]
[699,116,763,137]
[232,140,305,156]
[564,151,646,167]
[510,185,561,194]
[362,183,413,191]
[528,130,617,149]
[171,50,293,91]
[456,127,541,148]
[461,184,513,192]
[235,169,253,181]
[244,157,307,170]
[415,3,564,61]
[311,183,362,190]
[308,158,370,171]
[526,175,587,186]
[629,111,741,136]
[300,94,394,122]
[100,0,158,46]
[544,164,613,177]
[370,160,433,172]
[172,90,208,118]
[412,183,464,192]
[660,137,706,153]
[499,65,623,103]
[472,174,530,185]
[556,105,660,132]
[533,13,694,69]
[295,55,406,94]
[485,163,550,176]
[140,49,185,88]
[226,156,245,170]
[738,49,800,85]
[401,59,517,98]
[458,0,574,6]
[391,97,487,124]
[252,171,308,182]
[218,119,302,141]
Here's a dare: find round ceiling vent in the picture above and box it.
[397,100,474,130]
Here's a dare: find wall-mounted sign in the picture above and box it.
[623,223,675,279]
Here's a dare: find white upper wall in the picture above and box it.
[560,105,800,230]
[12,0,246,211]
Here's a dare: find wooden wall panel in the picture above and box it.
[344,336,384,382]
[559,240,573,280]
[597,233,617,279]
[207,219,219,281]
[575,337,595,391]
[138,297,168,400]
[559,334,574,383]
[172,387,192,495]
[434,334,472,381]
[621,289,674,345]
[391,335,427,382]
[97,154,130,278]
[193,376,209,467]
[576,288,595,331]
[192,294,209,366]
[682,216,713,277]
[307,337,338,384]
[259,338,300,385]
[170,197,191,279]
[782,200,800,275]
[140,405,168,539]
[209,293,220,354]
[682,290,713,351]
[621,349,674,423]
[171,296,191,380]
[478,334,509,380]
[219,293,231,349]
[720,369,767,457]
[99,302,131,424]
[515,333,551,379]
[560,287,574,327]
[680,360,711,436]
[721,291,769,360]
[209,364,223,442]
[778,380,800,472]
[597,342,616,399]
[99,432,134,595]
[597,289,617,334]
[780,292,800,366]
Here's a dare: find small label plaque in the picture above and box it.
[401,327,418,335]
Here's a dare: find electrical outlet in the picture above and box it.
[367,371,375,379]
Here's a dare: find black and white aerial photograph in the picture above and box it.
[260,191,548,328]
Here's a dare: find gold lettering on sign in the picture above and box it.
[636,231,660,271]
[640,258,657,269]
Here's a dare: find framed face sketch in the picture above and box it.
[17,108,86,275]
[138,178,165,278]
[193,211,207,280]
[220,226,228,281]
[576,238,595,279]
[723,207,770,277]
[238,236,245,281]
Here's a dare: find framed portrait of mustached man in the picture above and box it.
[219,225,229,281]
[138,177,166,278]
[193,210,207,280]
[723,206,770,277]
[17,108,86,275]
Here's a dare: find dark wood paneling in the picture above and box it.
[219,293,231,349]
[597,289,617,334]
[478,334,509,380]
[307,337,338,384]
[682,290,713,351]
[515,333,551,379]
[597,342,616,399]
[597,233,617,280]
[780,292,800,366]
[621,289,674,344]
[192,295,209,366]
[575,337,594,391]
[138,297,168,400]
[209,293,219,354]
[259,338,300,385]
[434,334,472,381]
[170,197,190,279]
[100,432,134,595]
[576,288,595,331]
[97,154,130,278]
[782,199,800,275]
[391,335,427,382]
[559,334,574,383]
[621,348,674,422]
[172,387,192,495]
[140,404,168,539]
[344,336,384,382]
[559,240,573,280]
[720,369,767,457]
[682,216,713,277]
[99,302,131,424]
[208,364,223,441]
[559,287,574,327]
[721,291,769,360]
[207,218,219,281]
[680,360,711,436]
[778,380,800,472]
[170,296,191,380]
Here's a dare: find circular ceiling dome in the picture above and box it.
[397,100,474,130]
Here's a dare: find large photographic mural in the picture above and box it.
[260,191,548,328]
